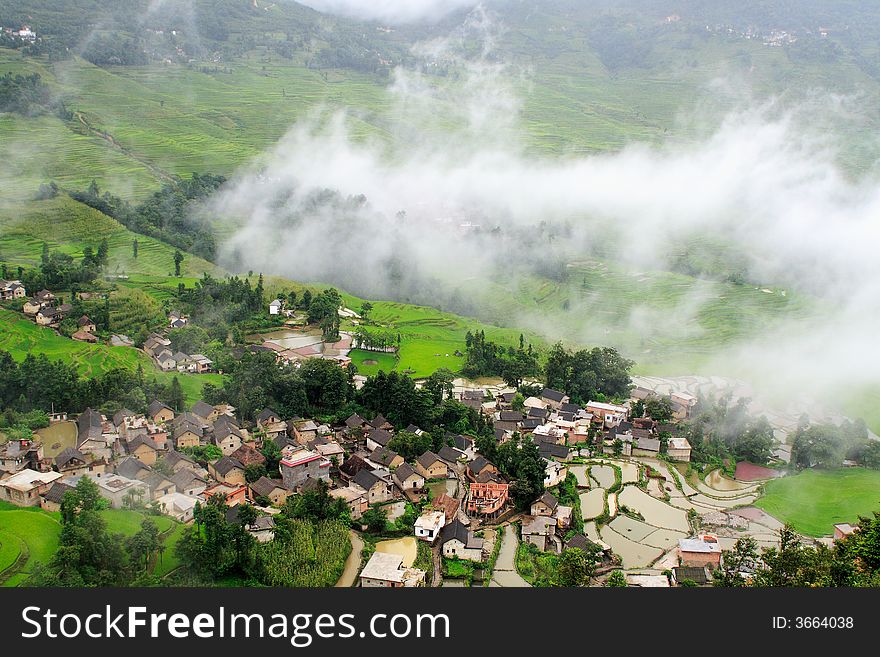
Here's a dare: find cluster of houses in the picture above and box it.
[10,284,103,343]
[143,324,214,374]
[1,25,36,42]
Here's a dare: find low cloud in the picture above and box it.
[213,10,880,412]
[292,0,486,24]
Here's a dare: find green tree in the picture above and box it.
[606,570,627,587]
[362,506,388,534]
[558,547,599,586]
[132,239,138,259]
[173,249,184,277]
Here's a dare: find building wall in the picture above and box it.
[680,551,721,569]
[280,459,331,490]
[360,577,401,588]
[442,540,482,562]
[176,432,200,450]
[415,462,447,479]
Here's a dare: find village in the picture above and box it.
[0,359,854,589]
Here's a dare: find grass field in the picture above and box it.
[755,469,880,537]
[0,503,184,586]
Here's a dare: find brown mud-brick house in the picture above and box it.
[213,422,244,456]
[531,491,559,517]
[147,400,175,424]
[78,315,97,333]
[173,421,203,450]
[329,485,368,520]
[203,482,247,507]
[521,515,558,552]
[466,455,497,482]
[415,451,448,479]
[369,446,403,470]
[249,476,290,506]
[540,388,569,409]
[352,468,393,505]
[392,463,425,493]
[0,469,62,507]
[126,435,159,466]
[209,456,246,486]
[431,493,460,525]
[39,481,75,512]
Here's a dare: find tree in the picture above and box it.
[132,239,138,259]
[360,301,373,320]
[558,547,599,586]
[606,570,627,587]
[173,249,184,277]
[168,376,184,411]
[644,397,673,423]
[713,537,760,587]
[362,506,388,534]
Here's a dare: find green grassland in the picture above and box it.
[755,469,880,537]
[0,502,185,586]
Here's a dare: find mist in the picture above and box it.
[291,0,488,24]
[213,7,880,410]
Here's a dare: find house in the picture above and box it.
[156,352,177,371]
[147,400,175,424]
[268,299,283,315]
[344,413,368,433]
[833,523,858,541]
[72,329,99,343]
[171,469,208,497]
[230,444,266,469]
[312,438,345,462]
[368,446,403,470]
[291,419,319,444]
[544,460,567,488]
[437,445,465,465]
[209,456,246,485]
[415,451,448,479]
[79,472,148,509]
[667,436,692,462]
[247,516,276,543]
[538,442,570,461]
[256,408,282,427]
[330,485,368,520]
[679,535,722,569]
[0,438,44,474]
[671,391,698,414]
[393,463,425,493]
[155,492,198,522]
[40,481,75,512]
[127,435,159,466]
[54,447,90,476]
[366,428,393,452]
[173,422,203,450]
[35,307,59,326]
[76,407,108,455]
[0,279,26,300]
[440,520,484,562]
[540,388,569,409]
[672,566,712,586]
[279,449,331,490]
[432,493,460,524]
[143,471,175,500]
[116,456,150,481]
[586,401,628,428]
[213,422,244,456]
[191,400,217,422]
[370,414,393,431]
[339,454,371,481]
[0,469,62,506]
[202,482,247,507]
[78,315,97,333]
[531,491,559,517]
[466,481,509,518]
[249,476,291,506]
[188,354,213,373]
[521,515,557,552]
[359,552,426,588]
[631,435,661,457]
[414,510,446,542]
[23,297,44,315]
[161,450,198,474]
[34,289,55,303]
[352,468,393,504]
[466,456,497,482]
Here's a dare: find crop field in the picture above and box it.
[755,469,880,537]
[0,503,184,586]
[0,196,223,279]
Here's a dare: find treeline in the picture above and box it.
[462,330,540,388]
[544,342,634,403]
[71,174,224,260]
[790,417,878,470]
[203,352,492,441]
[0,349,187,417]
[715,517,880,587]
[0,72,70,119]
[17,240,108,292]
[677,395,776,466]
